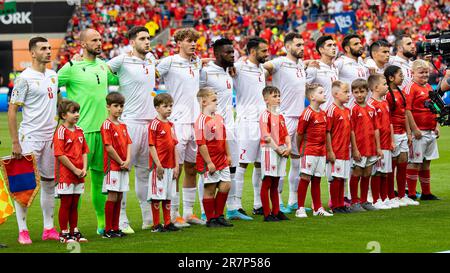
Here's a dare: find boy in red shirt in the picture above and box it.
[100,92,132,238]
[54,100,89,243]
[349,79,381,212]
[296,84,333,218]
[148,93,180,232]
[259,86,291,222]
[367,74,398,209]
[405,60,440,201]
[326,81,352,214]
[195,88,233,228]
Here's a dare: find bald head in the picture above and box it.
[80,28,102,57]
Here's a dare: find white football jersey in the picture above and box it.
[389,55,413,90]
[233,59,266,121]
[156,54,201,124]
[306,60,339,111]
[269,56,306,117]
[108,53,157,121]
[10,68,58,141]
[200,61,234,128]
[335,55,369,85]
[364,58,387,74]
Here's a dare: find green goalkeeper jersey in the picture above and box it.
[58,58,118,133]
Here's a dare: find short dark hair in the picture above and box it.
[57,99,80,120]
[154,93,174,107]
[29,36,48,51]
[351,78,369,92]
[246,37,268,54]
[369,39,390,58]
[315,35,334,54]
[342,34,360,52]
[368,74,386,91]
[284,32,302,44]
[212,38,233,53]
[262,86,280,98]
[127,26,149,40]
[394,34,411,51]
[106,92,125,105]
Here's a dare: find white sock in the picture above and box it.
[252,167,262,209]
[197,176,205,214]
[40,180,56,230]
[235,166,246,209]
[226,173,236,211]
[135,167,152,226]
[278,176,284,206]
[14,200,28,231]
[182,187,196,218]
[288,158,300,205]
[171,191,180,220]
[119,192,129,229]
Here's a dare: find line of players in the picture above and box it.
[7,27,440,244]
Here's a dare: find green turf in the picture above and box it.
[0,112,449,253]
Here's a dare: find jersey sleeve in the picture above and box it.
[350,107,357,131]
[148,121,158,146]
[125,126,132,144]
[156,56,172,79]
[107,54,125,73]
[107,67,119,86]
[334,57,344,72]
[405,87,414,111]
[259,112,271,140]
[199,68,208,88]
[280,115,289,141]
[53,127,65,157]
[100,122,113,145]
[305,66,317,84]
[194,118,207,146]
[297,112,309,135]
[268,57,283,74]
[9,76,28,105]
[170,123,179,145]
[57,62,72,87]
[326,109,334,132]
[82,133,89,154]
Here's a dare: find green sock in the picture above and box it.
[90,169,106,230]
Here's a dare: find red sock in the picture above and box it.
[105,200,115,232]
[202,198,215,221]
[380,175,388,201]
[360,176,370,203]
[350,176,360,204]
[397,162,407,198]
[297,177,310,208]
[162,200,171,226]
[113,199,121,231]
[151,201,161,226]
[419,169,431,195]
[388,160,397,199]
[214,191,229,218]
[338,178,345,207]
[59,195,72,232]
[69,194,80,233]
[261,177,272,217]
[406,168,419,197]
[330,179,340,209]
[311,177,322,211]
[270,177,280,215]
[370,176,381,202]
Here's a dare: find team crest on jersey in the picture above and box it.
[51,77,56,84]
[101,65,105,71]
[78,137,83,143]
[368,111,374,118]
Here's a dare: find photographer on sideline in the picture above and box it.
[441,69,450,92]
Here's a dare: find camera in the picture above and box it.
[424,90,450,126]
[416,30,450,64]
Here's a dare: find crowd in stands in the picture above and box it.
[57,0,450,72]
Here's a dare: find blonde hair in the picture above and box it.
[332,80,348,93]
[197,87,216,100]
[412,59,430,71]
[305,83,323,100]
[174,28,200,43]
[367,74,385,91]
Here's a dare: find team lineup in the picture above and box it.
[7,26,440,244]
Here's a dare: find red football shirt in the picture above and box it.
[259,110,289,146]
[297,106,327,157]
[195,113,228,173]
[368,98,392,150]
[148,118,178,169]
[53,125,89,184]
[405,82,437,131]
[386,89,407,134]
[101,119,132,173]
[326,103,351,160]
[350,103,377,157]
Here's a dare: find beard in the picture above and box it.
[86,47,101,56]
[403,50,416,58]
[351,48,363,57]
[256,55,267,64]
[291,50,304,59]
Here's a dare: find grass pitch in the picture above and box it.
[0,112,449,253]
